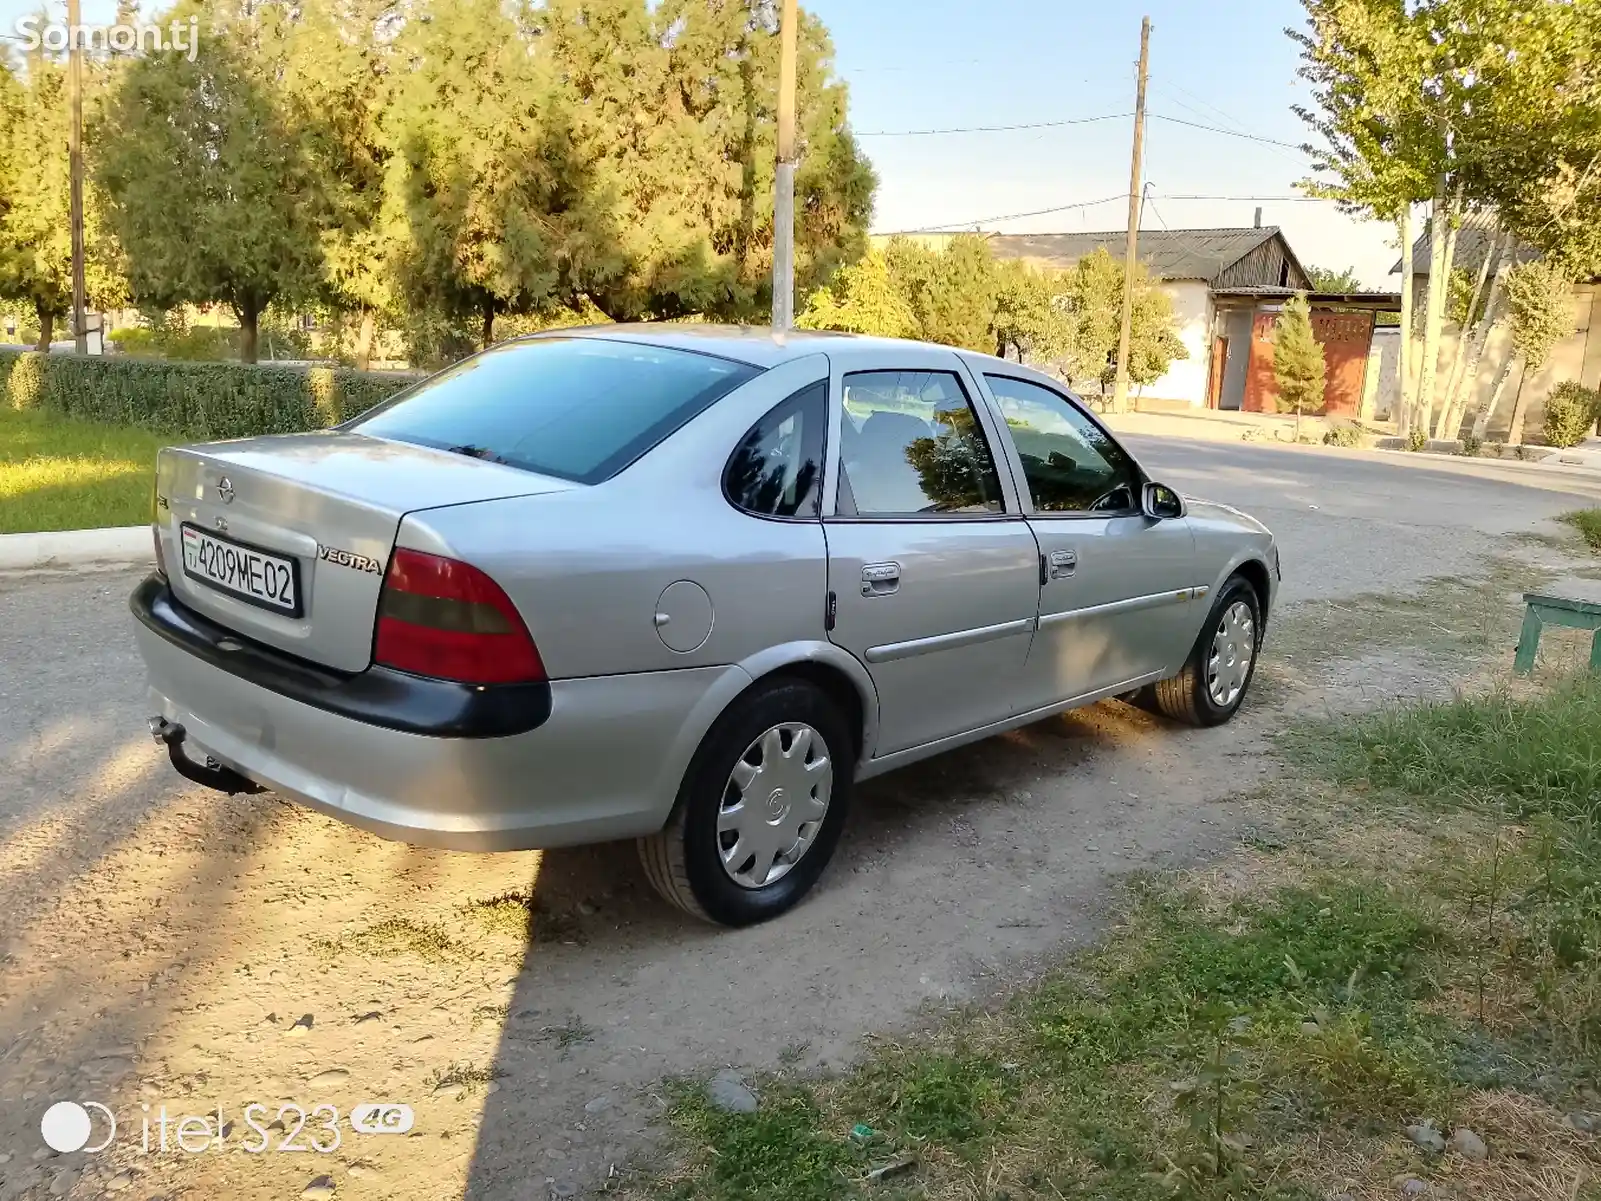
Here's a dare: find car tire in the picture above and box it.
[638,677,854,926]
[1151,575,1263,727]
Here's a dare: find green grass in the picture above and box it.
[0,406,168,533]
[641,680,1601,1201]
[646,878,1458,1201]
[1560,508,1601,551]
[1284,673,1601,819]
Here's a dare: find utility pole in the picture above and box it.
[1110,16,1151,414]
[770,0,799,330]
[67,0,88,355]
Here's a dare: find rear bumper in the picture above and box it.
[131,574,550,738]
[131,575,739,851]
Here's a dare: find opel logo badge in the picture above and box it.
[217,477,235,504]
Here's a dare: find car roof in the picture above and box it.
[527,323,953,369]
[516,322,1078,400]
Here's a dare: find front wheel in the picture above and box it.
[1150,576,1263,727]
[638,678,853,926]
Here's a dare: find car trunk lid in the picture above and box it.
[156,431,574,671]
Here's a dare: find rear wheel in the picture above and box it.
[638,678,853,926]
[1151,576,1262,727]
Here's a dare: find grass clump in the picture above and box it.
[314,917,469,965]
[663,1087,864,1201]
[460,890,586,944]
[1559,507,1601,551]
[426,1061,506,1096]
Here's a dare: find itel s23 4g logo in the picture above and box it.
[318,545,384,575]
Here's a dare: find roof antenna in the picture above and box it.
[1254,206,1263,229]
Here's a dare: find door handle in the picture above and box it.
[1049,549,1077,579]
[861,562,901,596]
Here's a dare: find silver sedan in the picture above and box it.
[131,327,1278,925]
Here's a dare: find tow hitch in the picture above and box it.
[148,716,264,796]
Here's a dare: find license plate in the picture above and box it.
[180,524,301,615]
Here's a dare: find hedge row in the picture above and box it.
[0,350,419,441]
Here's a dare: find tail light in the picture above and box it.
[374,549,546,684]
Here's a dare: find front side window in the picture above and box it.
[837,370,1005,517]
[985,375,1140,513]
[724,382,826,518]
[351,337,759,485]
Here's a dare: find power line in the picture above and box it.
[857,112,1130,137]
[916,192,1127,231]
[1156,193,1324,202]
[855,108,1304,151]
[904,190,1334,234]
[1147,113,1304,149]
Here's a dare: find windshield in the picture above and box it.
[350,337,761,484]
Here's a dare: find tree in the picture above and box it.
[796,245,916,337]
[1271,294,1327,440]
[541,0,874,323]
[883,235,996,352]
[0,49,124,348]
[799,239,1186,392]
[1307,264,1363,292]
[98,1,325,362]
[281,0,405,368]
[379,0,621,350]
[1294,0,1601,438]
[1500,259,1573,445]
[992,259,1074,363]
[1291,0,1434,437]
[1059,248,1185,400]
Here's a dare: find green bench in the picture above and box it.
[1514,578,1601,674]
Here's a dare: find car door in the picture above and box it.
[821,348,1041,758]
[974,371,1197,710]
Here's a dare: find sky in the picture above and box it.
[0,0,1403,289]
[809,0,1399,288]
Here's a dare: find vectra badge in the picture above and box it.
[318,545,384,575]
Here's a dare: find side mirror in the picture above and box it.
[1142,481,1185,520]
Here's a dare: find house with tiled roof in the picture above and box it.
[882,223,1400,417]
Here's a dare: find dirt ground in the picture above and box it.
[4,443,1601,1201]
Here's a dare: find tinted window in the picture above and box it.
[351,337,759,484]
[837,370,1005,516]
[985,375,1139,513]
[725,382,826,518]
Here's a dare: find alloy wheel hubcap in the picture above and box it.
[717,722,832,889]
[1207,600,1256,708]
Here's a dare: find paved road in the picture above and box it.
[1,438,1598,1200]
[1123,436,1601,603]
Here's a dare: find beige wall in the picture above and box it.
[1388,282,1601,441]
[1137,280,1211,406]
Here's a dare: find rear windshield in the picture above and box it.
[350,337,761,484]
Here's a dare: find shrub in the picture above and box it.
[0,350,416,441]
[1406,427,1427,452]
[1459,432,1483,457]
[1323,422,1363,448]
[1543,381,1600,449]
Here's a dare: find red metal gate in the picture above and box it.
[1243,310,1374,417]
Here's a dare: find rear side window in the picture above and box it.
[724,382,827,518]
[351,337,760,484]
